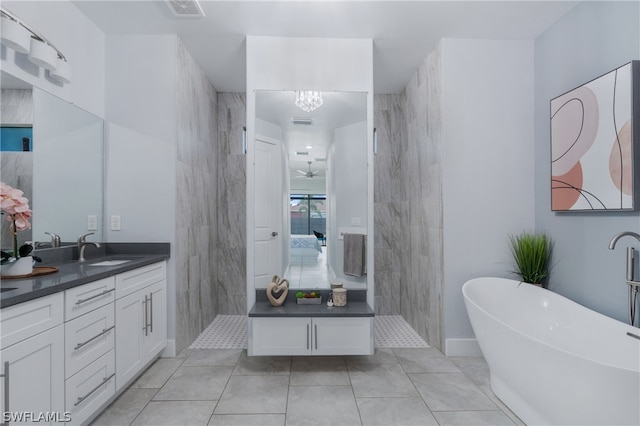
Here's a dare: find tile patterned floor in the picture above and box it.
[189,315,428,350]
[91,347,524,426]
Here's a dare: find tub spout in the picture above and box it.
[608,231,640,250]
[609,231,640,327]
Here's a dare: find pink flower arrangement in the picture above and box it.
[1,182,32,259]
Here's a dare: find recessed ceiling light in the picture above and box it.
[305,145,313,149]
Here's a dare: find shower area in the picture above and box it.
[180,46,444,355]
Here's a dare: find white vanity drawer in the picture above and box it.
[65,303,115,378]
[65,277,115,321]
[65,349,115,426]
[0,292,64,349]
[115,262,166,299]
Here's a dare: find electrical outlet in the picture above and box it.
[351,217,361,226]
[87,215,98,231]
[110,215,121,231]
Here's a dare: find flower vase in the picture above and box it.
[1,256,33,277]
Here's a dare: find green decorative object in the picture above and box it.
[508,232,554,286]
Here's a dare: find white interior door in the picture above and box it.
[254,136,283,288]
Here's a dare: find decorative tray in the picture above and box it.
[1,266,59,280]
[297,297,322,305]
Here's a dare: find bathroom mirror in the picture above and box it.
[255,90,368,290]
[0,70,104,250]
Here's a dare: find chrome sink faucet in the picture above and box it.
[77,232,101,262]
[608,231,640,326]
[45,232,61,248]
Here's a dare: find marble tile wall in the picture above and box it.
[374,94,407,315]
[374,45,444,350]
[174,39,219,354]
[216,93,246,315]
[1,89,34,249]
[1,89,33,124]
[401,45,444,351]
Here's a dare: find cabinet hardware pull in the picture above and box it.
[74,325,115,350]
[306,324,310,350]
[149,291,153,333]
[142,296,149,336]
[315,324,318,350]
[74,373,115,407]
[75,288,115,305]
[1,361,9,426]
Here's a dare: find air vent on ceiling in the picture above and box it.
[315,158,326,162]
[291,117,314,125]
[166,0,205,17]
[295,151,310,156]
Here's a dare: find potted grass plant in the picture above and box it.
[508,231,554,287]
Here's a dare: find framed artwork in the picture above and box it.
[550,61,639,211]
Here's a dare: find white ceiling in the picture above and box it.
[257,90,366,176]
[70,0,579,191]
[72,0,579,94]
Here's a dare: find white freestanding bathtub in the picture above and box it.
[462,277,640,426]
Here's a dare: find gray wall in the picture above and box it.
[534,1,640,323]
[174,39,219,353]
[373,45,444,350]
[374,94,406,316]
[216,93,247,315]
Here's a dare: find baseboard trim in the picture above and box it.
[161,339,177,357]
[444,338,483,356]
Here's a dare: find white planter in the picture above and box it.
[2,256,33,277]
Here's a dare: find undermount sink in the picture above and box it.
[88,260,131,267]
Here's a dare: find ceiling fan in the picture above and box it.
[294,161,320,179]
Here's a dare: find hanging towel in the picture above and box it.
[343,233,366,277]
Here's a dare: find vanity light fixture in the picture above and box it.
[0,7,71,84]
[28,37,57,70]
[1,15,30,53]
[50,57,72,84]
[295,91,323,112]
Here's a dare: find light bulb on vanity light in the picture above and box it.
[0,16,30,53]
[28,37,57,70]
[50,57,71,84]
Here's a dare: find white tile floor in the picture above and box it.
[93,246,522,425]
[92,347,524,426]
[288,246,329,289]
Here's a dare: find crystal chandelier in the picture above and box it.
[295,91,324,112]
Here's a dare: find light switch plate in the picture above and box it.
[110,215,121,231]
[87,215,98,231]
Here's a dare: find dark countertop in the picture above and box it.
[249,289,374,317]
[1,243,170,309]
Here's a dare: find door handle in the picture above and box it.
[271,231,278,237]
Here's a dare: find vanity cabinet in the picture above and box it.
[0,293,65,425]
[0,259,167,425]
[249,316,373,356]
[64,294,116,426]
[114,262,166,391]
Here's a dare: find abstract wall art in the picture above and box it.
[551,61,639,211]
